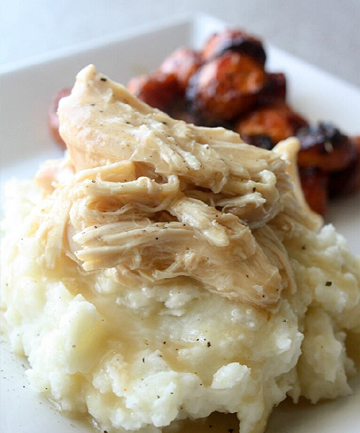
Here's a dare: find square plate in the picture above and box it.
[0,13,359,433]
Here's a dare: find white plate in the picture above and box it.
[0,13,359,433]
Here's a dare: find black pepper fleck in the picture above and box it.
[326,281,332,287]
[100,77,107,81]
[207,342,211,348]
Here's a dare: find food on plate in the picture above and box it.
[299,167,328,216]
[201,28,266,66]
[158,47,202,91]
[2,65,360,433]
[258,72,287,104]
[127,29,360,215]
[127,48,202,113]
[186,52,268,123]
[328,136,360,197]
[234,102,308,149]
[48,29,360,216]
[297,123,357,172]
[127,72,182,112]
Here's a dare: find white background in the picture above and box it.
[1,0,360,87]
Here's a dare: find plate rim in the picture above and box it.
[0,12,214,75]
[1,12,360,98]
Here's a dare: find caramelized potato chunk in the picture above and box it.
[260,72,287,103]
[299,167,328,215]
[48,88,71,149]
[166,98,199,124]
[201,29,266,66]
[328,137,360,197]
[239,134,273,150]
[187,52,267,123]
[297,123,357,172]
[235,103,308,147]
[158,48,202,91]
[127,73,181,111]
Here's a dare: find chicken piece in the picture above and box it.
[48,88,71,148]
[297,122,357,172]
[72,191,282,306]
[158,47,202,91]
[235,103,308,147]
[201,29,266,66]
[58,65,288,199]
[328,137,360,197]
[127,72,181,111]
[55,65,304,307]
[299,167,328,216]
[186,52,267,124]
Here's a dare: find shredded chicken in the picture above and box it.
[32,64,319,308]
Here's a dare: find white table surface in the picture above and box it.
[1,0,360,88]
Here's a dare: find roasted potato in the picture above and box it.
[235,103,308,147]
[158,48,202,91]
[127,73,182,111]
[201,29,266,66]
[186,52,267,123]
[299,167,329,215]
[259,72,287,103]
[297,123,357,172]
[328,137,360,197]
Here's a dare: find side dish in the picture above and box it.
[125,29,360,216]
[2,65,360,433]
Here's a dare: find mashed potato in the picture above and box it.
[1,65,360,433]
